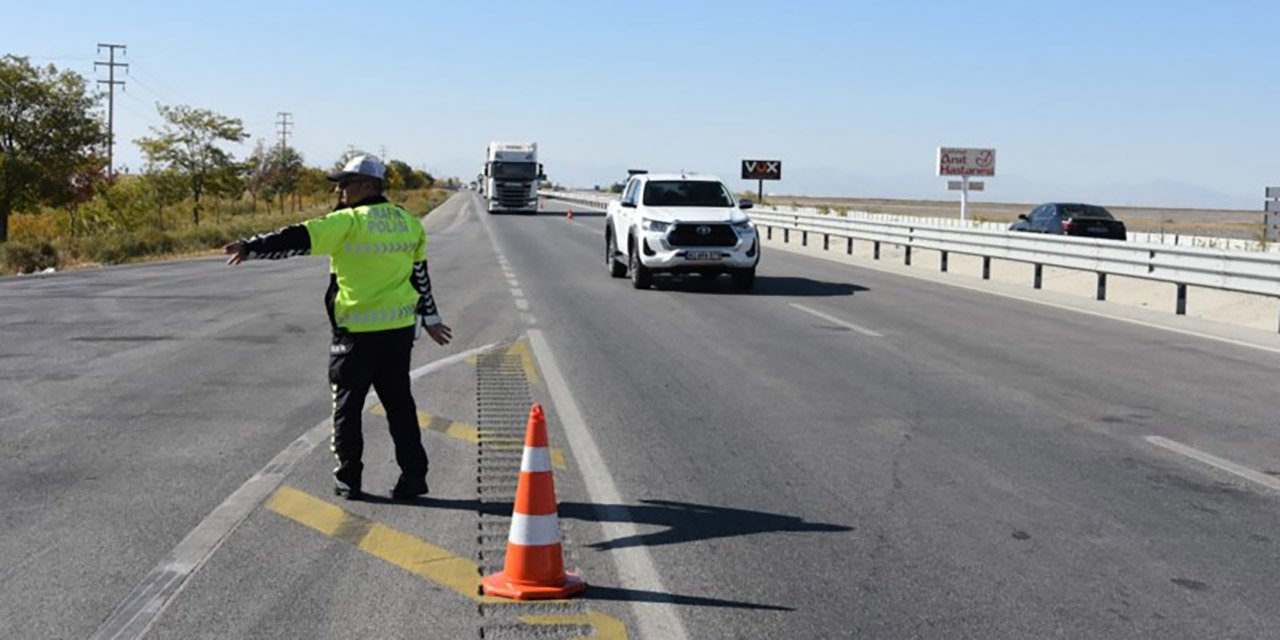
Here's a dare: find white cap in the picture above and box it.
[327,154,385,182]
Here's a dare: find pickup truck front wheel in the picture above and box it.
[629,239,651,290]
[606,229,626,278]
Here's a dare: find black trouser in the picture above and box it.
[329,325,427,489]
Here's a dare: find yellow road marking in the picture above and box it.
[266,486,626,634]
[370,404,567,470]
[465,339,540,385]
[505,339,540,385]
[265,486,489,601]
[520,612,629,640]
[550,449,567,470]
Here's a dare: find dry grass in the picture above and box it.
[770,196,1263,239]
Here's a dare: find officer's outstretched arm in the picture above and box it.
[411,260,442,326]
[234,224,311,260]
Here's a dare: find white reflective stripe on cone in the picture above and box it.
[508,512,562,546]
[520,447,552,473]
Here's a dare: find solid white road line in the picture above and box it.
[89,342,500,640]
[527,329,691,640]
[790,303,884,337]
[1145,436,1280,493]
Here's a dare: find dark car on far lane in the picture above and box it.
[1009,203,1127,240]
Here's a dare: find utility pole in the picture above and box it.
[379,145,387,161]
[95,43,127,180]
[276,112,293,214]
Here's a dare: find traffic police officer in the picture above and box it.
[223,154,452,500]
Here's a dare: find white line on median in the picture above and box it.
[89,341,501,640]
[1145,436,1280,493]
[527,329,691,640]
[790,303,884,337]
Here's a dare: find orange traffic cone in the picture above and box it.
[481,404,586,600]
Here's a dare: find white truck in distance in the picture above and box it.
[605,173,760,291]
[482,141,543,214]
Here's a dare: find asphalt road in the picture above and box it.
[2,191,1277,639]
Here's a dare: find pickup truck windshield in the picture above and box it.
[643,181,735,207]
[491,162,537,180]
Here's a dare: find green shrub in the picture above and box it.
[1,241,60,274]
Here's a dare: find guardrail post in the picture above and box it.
[802,230,808,247]
[1176,284,1187,315]
[982,256,991,280]
[1034,264,1043,289]
[767,226,772,241]
[1096,273,1107,301]
[941,251,949,272]
[846,237,853,254]
[784,228,790,243]
[904,245,912,266]
[823,234,829,251]
[874,241,881,260]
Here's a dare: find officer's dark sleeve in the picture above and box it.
[411,261,442,325]
[238,224,311,260]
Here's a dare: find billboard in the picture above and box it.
[937,147,996,177]
[741,159,782,180]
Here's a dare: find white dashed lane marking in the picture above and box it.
[1145,436,1280,493]
[790,303,884,337]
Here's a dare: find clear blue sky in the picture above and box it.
[8,0,1279,208]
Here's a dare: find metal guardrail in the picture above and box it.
[541,190,1280,328]
[539,190,612,209]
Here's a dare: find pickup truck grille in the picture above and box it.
[668,223,737,247]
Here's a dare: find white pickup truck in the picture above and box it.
[604,173,760,291]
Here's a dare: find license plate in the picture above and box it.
[1089,227,1108,233]
[686,251,721,260]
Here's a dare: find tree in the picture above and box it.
[0,56,104,242]
[139,163,185,228]
[387,159,421,189]
[244,139,274,212]
[266,145,303,213]
[136,103,248,226]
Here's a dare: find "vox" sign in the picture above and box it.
[741,159,782,180]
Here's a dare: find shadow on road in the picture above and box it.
[655,275,868,297]
[347,494,800,611]
[404,496,853,551]
[400,495,847,611]
[577,584,793,611]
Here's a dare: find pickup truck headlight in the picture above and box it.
[731,220,755,234]
[641,219,670,233]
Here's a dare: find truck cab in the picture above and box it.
[483,142,543,214]
[605,173,759,291]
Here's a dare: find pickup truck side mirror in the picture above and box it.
[738,199,754,210]
[1017,214,1029,221]
[621,201,636,208]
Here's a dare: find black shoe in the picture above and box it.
[334,482,364,501]
[390,478,429,501]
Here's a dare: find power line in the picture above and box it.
[276,112,293,214]
[95,43,128,179]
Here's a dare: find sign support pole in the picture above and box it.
[960,175,969,222]
[758,179,764,205]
